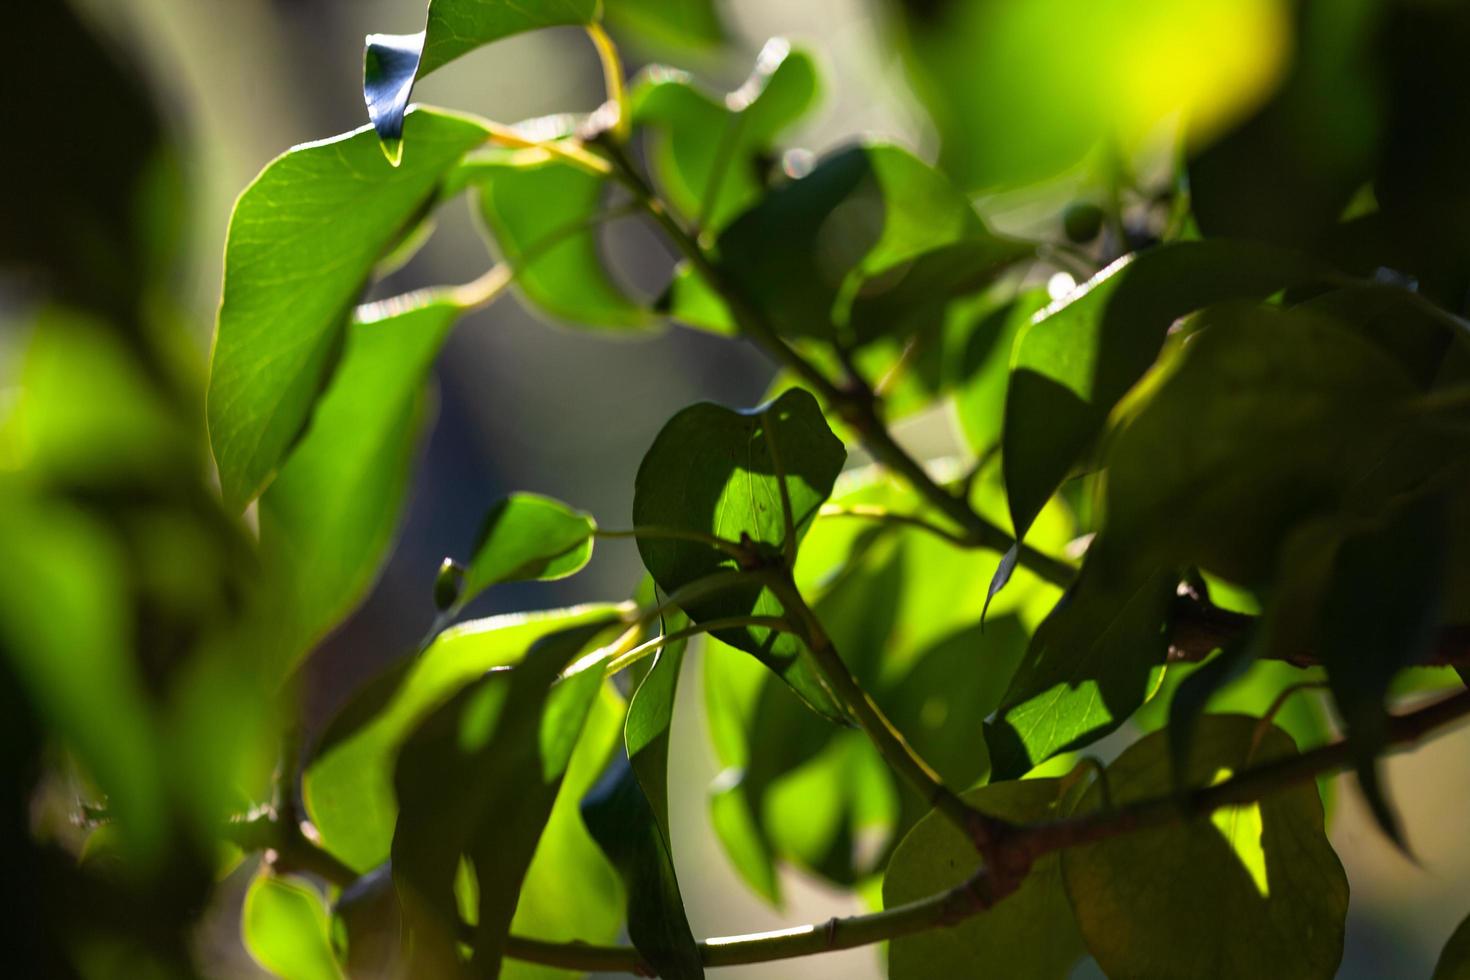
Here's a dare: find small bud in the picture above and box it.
[433,558,465,611]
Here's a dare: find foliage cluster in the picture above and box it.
[7,1,1470,978]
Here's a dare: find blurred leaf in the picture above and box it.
[715,143,987,344]
[208,109,487,511]
[305,604,622,873]
[1435,910,1470,980]
[885,779,1084,980]
[896,0,1291,190]
[392,618,619,975]
[365,2,597,153]
[632,40,818,232]
[258,297,458,682]
[608,0,724,48]
[1061,716,1348,979]
[243,873,343,980]
[0,492,166,863]
[1004,241,1327,541]
[467,152,653,329]
[0,2,178,326]
[462,493,597,604]
[1318,496,1445,845]
[633,388,846,720]
[987,560,1174,779]
[1102,303,1420,585]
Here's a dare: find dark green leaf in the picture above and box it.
[467,152,653,329]
[1166,637,1255,788]
[392,618,619,975]
[462,493,596,605]
[1102,303,1420,585]
[1318,496,1446,845]
[1004,241,1328,540]
[582,632,701,979]
[1434,910,1470,980]
[1061,716,1348,979]
[365,1,598,152]
[885,779,1084,980]
[633,388,846,720]
[207,109,487,511]
[988,559,1175,778]
[631,40,818,232]
[716,143,987,343]
[305,604,622,872]
[242,873,342,980]
[954,289,1047,456]
[258,297,458,682]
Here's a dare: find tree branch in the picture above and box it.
[228,688,1470,976]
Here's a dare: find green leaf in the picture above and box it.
[886,779,1084,980]
[1102,302,1421,585]
[631,40,819,233]
[392,618,619,975]
[987,559,1175,779]
[1061,716,1348,979]
[1004,241,1329,540]
[1318,496,1445,845]
[582,646,701,979]
[507,683,628,980]
[461,493,596,605]
[466,152,653,329]
[207,109,487,511]
[633,388,846,720]
[364,1,598,153]
[715,143,988,344]
[258,297,458,682]
[1435,910,1470,980]
[304,604,622,873]
[607,0,724,48]
[242,873,343,980]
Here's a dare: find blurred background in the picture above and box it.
[8,0,1470,976]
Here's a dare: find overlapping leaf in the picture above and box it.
[633,387,846,719]
[304,604,622,872]
[885,779,1085,980]
[1062,716,1348,978]
[1003,241,1327,541]
[208,109,487,511]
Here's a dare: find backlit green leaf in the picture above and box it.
[242,873,343,980]
[462,493,596,605]
[392,618,620,975]
[885,779,1085,980]
[258,296,458,682]
[207,109,487,511]
[987,559,1174,778]
[1061,716,1348,979]
[304,604,622,873]
[633,388,846,719]
[607,0,724,48]
[467,151,652,329]
[632,40,818,233]
[1004,241,1327,541]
